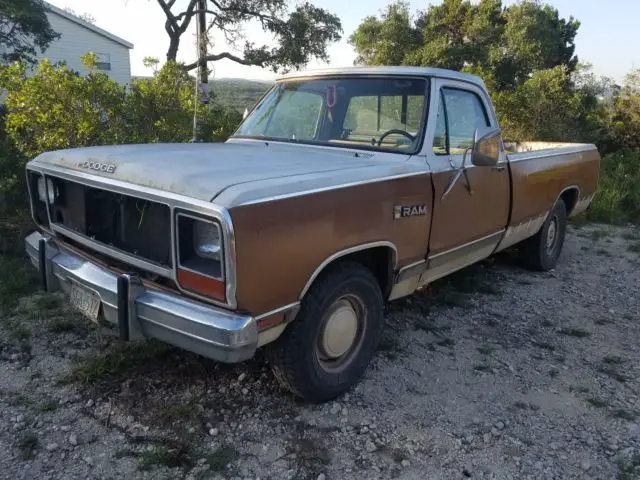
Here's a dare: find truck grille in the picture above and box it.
[47,177,173,269]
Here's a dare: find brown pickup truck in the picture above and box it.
[24,66,599,401]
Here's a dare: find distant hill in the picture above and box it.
[211,78,272,113]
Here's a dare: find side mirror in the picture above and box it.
[471,126,502,167]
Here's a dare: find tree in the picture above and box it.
[154,0,342,72]
[63,7,97,25]
[350,0,580,91]
[0,0,59,64]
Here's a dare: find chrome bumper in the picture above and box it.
[25,231,258,363]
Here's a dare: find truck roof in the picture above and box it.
[277,66,485,88]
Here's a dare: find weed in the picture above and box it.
[622,231,640,241]
[598,365,628,383]
[603,355,625,365]
[476,345,495,355]
[541,319,553,327]
[9,324,30,342]
[558,328,591,338]
[206,444,239,472]
[72,341,172,386]
[549,368,559,378]
[16,431,39,459]
[618,454,640,480]
[629,241,640,254]
[436,338,455,348]
[473,363,492,373]
[595,316,615,325]
[533,341,555,351]
[154,399,202,426]
[288,437,329,475]
[586,398,608,408]
[611,409,637,421]
[138,444,193,471]
[0,255,38,312]
[47,317,83,334]
[513,401,530,410]
[596,248,612,257]
[37,400,58,412]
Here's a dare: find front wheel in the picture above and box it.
[519,199,567,271]
[267,262,384,402]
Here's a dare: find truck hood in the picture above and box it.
[29,140,418,207]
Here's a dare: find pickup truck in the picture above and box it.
[24,66,600,402]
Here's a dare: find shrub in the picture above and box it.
[588,150,640,224]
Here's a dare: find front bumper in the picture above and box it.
[25,231,258,363]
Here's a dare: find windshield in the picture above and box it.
[233,77,429,154]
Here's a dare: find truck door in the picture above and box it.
[423,79,510,283]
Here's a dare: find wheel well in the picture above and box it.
[307,246,395,299]
[559,188,579,215]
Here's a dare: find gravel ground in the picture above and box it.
[1,224,639,480]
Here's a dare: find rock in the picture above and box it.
[60,425,71,432]
[483,433,491,443]
[86,399,94,408]
[341,408,348,416]
[365,441,377,453]
[580,460,591,471]
[83,456,93,466]
[317,474,326,480]
[330,403,341,415]
[241,388,249,395]
[46,443,59,452]
[69,434,78,446]
[491,428,500,437]
[401,460,411,467]
[16,414,24,423]
[209,428,218,436]
[496,421,505,430]
[238,373,246,382]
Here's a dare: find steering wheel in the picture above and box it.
[377,129,415,147]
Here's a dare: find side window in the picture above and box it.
[442,88,490,154]
[432,91,448,155]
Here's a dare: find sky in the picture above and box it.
[47,0,639,83]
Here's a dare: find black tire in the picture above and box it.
[519,199,567,271]
[267,261,384,402]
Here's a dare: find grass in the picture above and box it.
[37,400,58,412]
[47,317,84,334]
[473,363,492,373]
[603,355,625,365]
[16,431,39,460]
[618,454,640,480]
[595,248,613,257]
[137,444,194,471]
[558,328,591,338]
[154,398,202,427]
[0,255,38,313]
[598,365,628,383]
[610,409,637,421]
[206,445,239,472]
[477,345,495,355]
[71,341,172,387]
[586,397,608,408]
[629,241,640,254]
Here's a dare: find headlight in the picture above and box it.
[193,221,221,260]
[37,177,57,204]
[177,213,226,302]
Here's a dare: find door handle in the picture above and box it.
[491,165,506,172]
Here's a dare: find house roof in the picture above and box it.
[44,2,134,49]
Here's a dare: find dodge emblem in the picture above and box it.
[78,160,117,174]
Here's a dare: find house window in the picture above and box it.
[94,53,111,71]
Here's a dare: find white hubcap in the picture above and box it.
[322,301,358,358]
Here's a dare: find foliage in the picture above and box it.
[0,58,242,246]
[154,0,342,73]
[0,0,59,64]
[211,78,272,113]
[587,150,640,224]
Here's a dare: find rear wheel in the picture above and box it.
[267,262,384,402]
[519,199,567,271]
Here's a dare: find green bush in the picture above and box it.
[587,150,640,224]
[0,58,242,250]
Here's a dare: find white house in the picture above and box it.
[38,3,134,85]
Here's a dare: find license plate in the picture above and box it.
[69,284,101,322]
